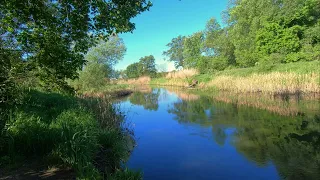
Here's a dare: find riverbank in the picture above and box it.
[0,89,141,180]
[120,61,320,95]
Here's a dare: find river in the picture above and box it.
[115,87,320,180]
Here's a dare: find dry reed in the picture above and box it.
[208,72,320,94]
[166,69,199,79]
[118,76,151,85]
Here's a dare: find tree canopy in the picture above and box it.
[0,0,152,90]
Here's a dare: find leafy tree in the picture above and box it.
[163,36,186,68]
[125,55,157,78]
[85,36,126,69]
[70,37,126,91]
[183,32,204,69]
[203,18,222,55]
[139,55,157,77]
[0,0,152,90]
[126,62,142,79]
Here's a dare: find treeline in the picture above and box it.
[163,0,320,73]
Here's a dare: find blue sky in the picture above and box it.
[115,0,228,71]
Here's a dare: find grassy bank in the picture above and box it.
[0,90,140,179]
[147,61,320,94]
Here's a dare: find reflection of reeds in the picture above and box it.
[166,69,199,79]
[210,91,320,116]
[208,72,320,94]
[166,87,200,101]
[132,86,152,93]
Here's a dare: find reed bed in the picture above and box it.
[118,76,151,85]
[209,91,320,116]
[165,69,199,79]
[208,72,320,94]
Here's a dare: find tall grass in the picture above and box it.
[208,72,320,94]
[0,90,140,179]
[165,69,199,79]
[150,78,189,87]
[145,61,320,94]
[117,76,151,85]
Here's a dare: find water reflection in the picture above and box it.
[129,89,160,111]
[119,88,320,180]
[167,91,320,179]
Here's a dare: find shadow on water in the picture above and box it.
[116,87,320,180]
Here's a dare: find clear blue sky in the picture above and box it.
[115,0,228,71]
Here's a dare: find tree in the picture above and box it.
[163,36,186,68]
[0,0,152,90]
[126,62,142,79]
[70,37,126,91]
[203,17,222,55]
[183,32,204,68]
[85,36,126,68]
[139,55,157,77]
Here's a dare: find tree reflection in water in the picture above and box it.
[129,89,161,111]
[167,90,320,179]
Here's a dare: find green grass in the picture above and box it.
[0,90,140,179]
[108,168,143,180]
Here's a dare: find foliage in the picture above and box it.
[162,0,320,72]
[69,37,126,92]
[139,55,157,77]
[0,0,152,90]
[183,32,204,69]
[162,35,186,68]
[85,36,127,68]
[125,55,157,78]
[126,62,143,79]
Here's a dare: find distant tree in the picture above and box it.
[163,36,186,68]
[126,62,142,79]
[139,55,157,77]
[70,37,126,91]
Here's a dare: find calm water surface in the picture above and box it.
[115,88,320,180]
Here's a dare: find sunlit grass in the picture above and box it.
[208,72,319,94]
[165,68,199,79]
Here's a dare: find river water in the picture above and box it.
[115,87,320,180]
